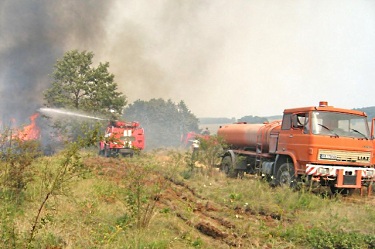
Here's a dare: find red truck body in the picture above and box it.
[182,131,210,147]
[218,101,375,194]
[99,120,145,157]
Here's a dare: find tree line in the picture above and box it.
[44,49,375,150]
[42,50,200,149]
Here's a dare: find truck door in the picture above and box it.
[278,112,310,171]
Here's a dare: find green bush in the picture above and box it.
[0,137,42,200]
[281,226,375,249]
[306,228,373,249]
[0,203,18,249]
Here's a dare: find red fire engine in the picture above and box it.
[99,120,145,157]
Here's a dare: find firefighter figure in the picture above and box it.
[202,127,210,135]
[191,138,200,162]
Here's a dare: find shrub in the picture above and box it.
[0,133,42,199]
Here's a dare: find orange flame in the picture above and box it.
[16,113,40,141]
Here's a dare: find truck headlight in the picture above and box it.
[366,170,374,177]
[317,168,330,175]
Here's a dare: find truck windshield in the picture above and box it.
[311,111,369,139]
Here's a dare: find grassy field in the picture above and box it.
[1,144,375,249]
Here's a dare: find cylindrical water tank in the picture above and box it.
[217,122,280,151]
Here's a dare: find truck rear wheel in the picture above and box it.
[276,163,295,188]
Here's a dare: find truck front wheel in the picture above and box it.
[329,186,354,196]
[221,156,238,178]
[276,163,295,188]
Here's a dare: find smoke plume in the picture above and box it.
[0,0,114,124]
[1,0,375,122]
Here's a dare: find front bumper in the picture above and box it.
[306,164,375,188]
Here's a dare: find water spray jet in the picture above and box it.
[38,108,107,121]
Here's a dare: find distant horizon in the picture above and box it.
[198,105,375,121]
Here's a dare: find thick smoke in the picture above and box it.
[101,1,375,118]
[104,1,227,117]
[1,0,375,123]
[0,0,114,124]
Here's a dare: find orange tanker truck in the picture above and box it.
[218,101,375,194]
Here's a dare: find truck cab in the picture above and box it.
[276,101,375,192]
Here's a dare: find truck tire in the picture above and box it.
[329,186,354,196]
[104,146,110,157]
[98,142,104,156]
[99,146,105,156]
[221,156,238,178]
[275,163,295,188]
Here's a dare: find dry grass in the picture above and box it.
[1,148,375,248]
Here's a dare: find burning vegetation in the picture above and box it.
[14,113,41,141]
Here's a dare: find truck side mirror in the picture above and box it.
[371,118,375,139]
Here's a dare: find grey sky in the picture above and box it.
[101,1,375,118]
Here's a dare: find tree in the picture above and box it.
[238,115,268,124]
[354,106,375,121]
[43,50,126,118]
[124,99,199,149]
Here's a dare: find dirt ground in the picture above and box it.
[84,156,293,248]
[84,155,375,248]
